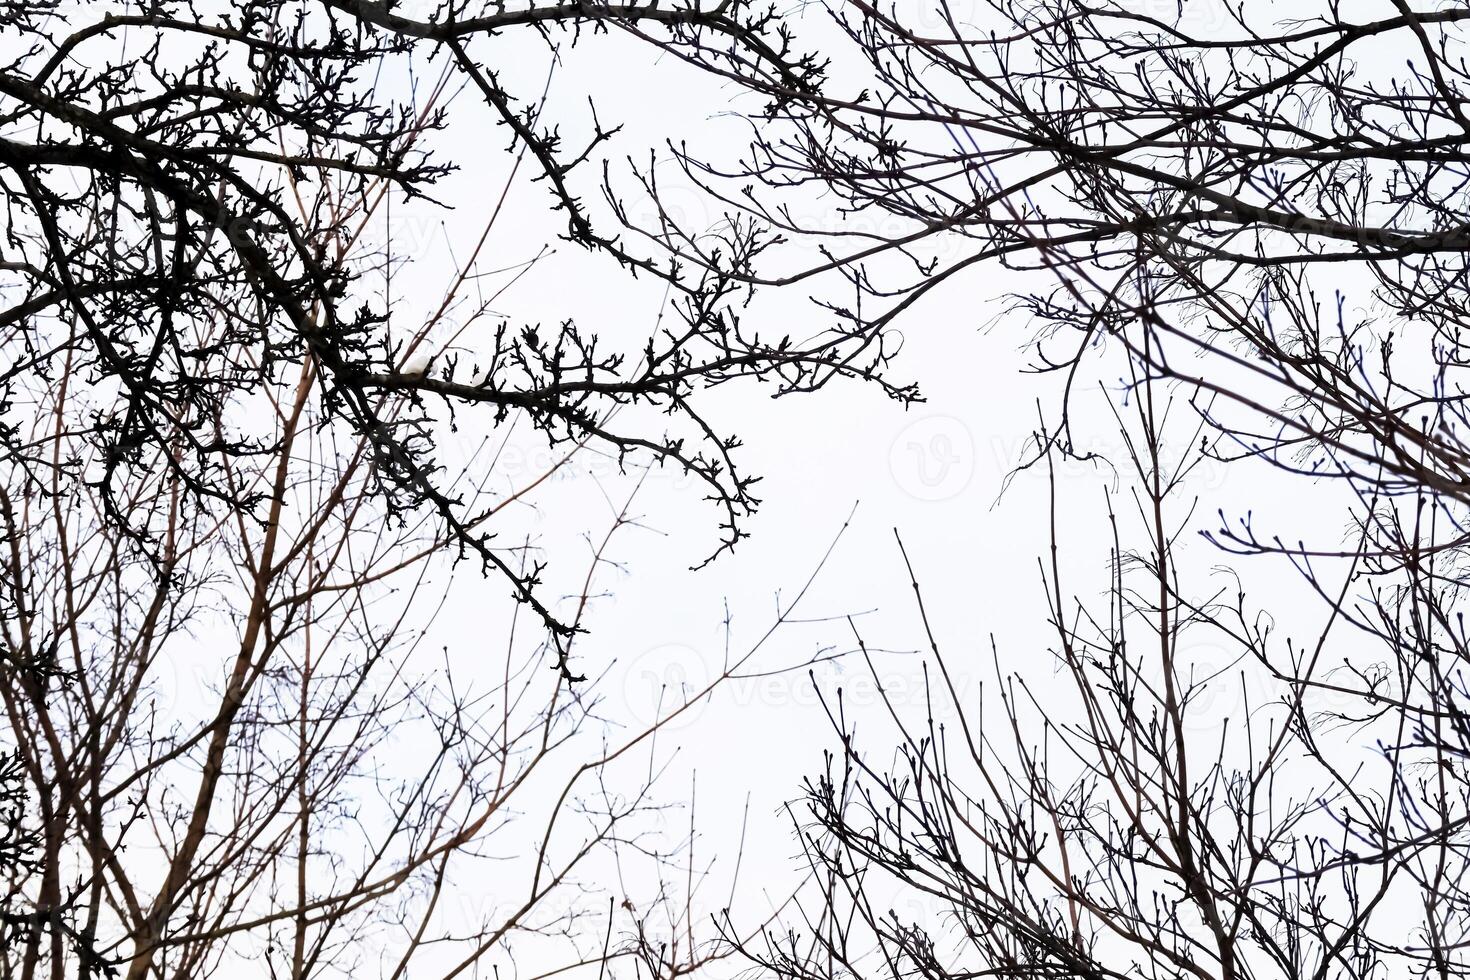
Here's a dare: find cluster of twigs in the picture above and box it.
[624,2,1470,977]
[0,0,905,655]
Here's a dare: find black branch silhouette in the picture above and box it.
[632,3,1470,978]
[0,0,906,664]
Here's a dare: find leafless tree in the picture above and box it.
[0,167,837,974]
[730,366,1470,979]
[0,6,879,972]
[0,0,909,665]
[634,0,1470,505]
[613,2,1470,977]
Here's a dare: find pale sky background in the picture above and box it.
[36,3,1401,974]
[322,10,1367,974]
[356,23,1100,966]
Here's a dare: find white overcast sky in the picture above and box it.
[302,8,1377,972]
[57,3,1401,973]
